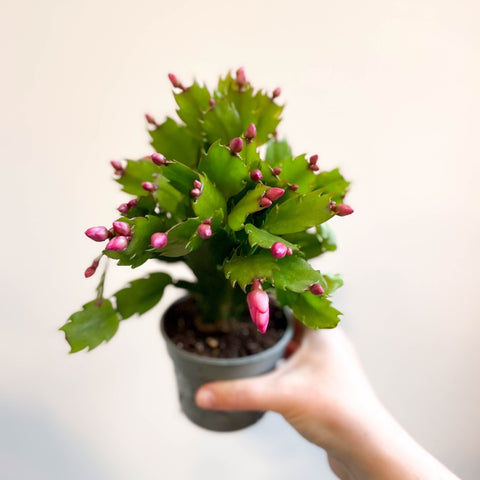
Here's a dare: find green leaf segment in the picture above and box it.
[62,69,352,352]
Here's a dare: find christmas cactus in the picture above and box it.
[61,68,353,353]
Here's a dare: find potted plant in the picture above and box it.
[61,68,353,431]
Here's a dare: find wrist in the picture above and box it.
[326,401,459,480]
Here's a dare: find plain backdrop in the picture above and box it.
[1,0,479,479]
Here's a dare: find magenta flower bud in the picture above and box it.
[271,242,288,259]
[190,188,201,197]
[229,137,243,154]
[197,223,212,239]
[272,87,282,98]
[84,258,100,278]
[145,113,157,125]
[85,226,110,242]
[333,203,354,216]
[141,181,157,192]
[193,180,202,190]
[117,203,130,213]
[110,160,123,171]
[265,187,285,201]
[209,98,216,107]
[309,283,325,295]
[309,154,318,165]
[250,169,262,182]
[106,236,129,251]
[247,280,269,334]
[290,184,299,192]
[127,198,138,208]
[84,266,96,278]
[112,221,131,236]
[236,67,247,87]
[151,232,168,249]
[259,196,273,208]
[272,167,282,176]
[309,164,320,172]
[244,123,257,141]
[151,152,167,166]
[168,73,184,90]
[203,218,212,225]
[286,247,293,256]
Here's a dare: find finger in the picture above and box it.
[284,319,307,358]
[195,374,284,413]
[284,339,300,358]
[292,318,307,344]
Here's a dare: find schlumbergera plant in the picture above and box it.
[61,68,353,353]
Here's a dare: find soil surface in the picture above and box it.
[164,297,287,358]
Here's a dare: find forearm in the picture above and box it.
[326,402,460,480]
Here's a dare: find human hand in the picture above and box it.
[195,323,460,480]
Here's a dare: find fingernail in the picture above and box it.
[196,389,215,408]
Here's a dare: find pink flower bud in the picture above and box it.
[271,242,288,259]
[309,154,318,166]
[244,123,257,141]
[229,137,243,154]
[309,164,320,172]
[112,221,131,236]
[197,223,212,239]
[265,187,285,201]
[168,73,184,90]
[145,113,157,125]
[110,160,124,171]
[309,283,325,295]
[84,258,100,278]
[272,167,282,176]
[236,67,247,87]
[286,247,293,256]
[247,280,269,334]
[190,188,201,197]
[151,152,167,166]
[84,266,96,278]
[127,199,138,208]
[333,203,354,216]
[118,203,130,213]
[106,236,129,251]
[259,196,272,208]
[209,98,216,107]
[151,232,168,249]
[272,87,282,98]
[141,181,157,192]
[193,180,202,190]
[85,226,110,242]
[203,218,212,225]
[250,169,262,182]
[290,184,299,192]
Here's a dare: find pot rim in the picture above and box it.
[160,295,295,366]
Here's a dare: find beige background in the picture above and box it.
[1,0,479,478]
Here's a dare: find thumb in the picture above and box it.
[195,373,284,413]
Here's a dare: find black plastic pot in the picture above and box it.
[161,297,294,432]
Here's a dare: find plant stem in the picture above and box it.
[183,238,246,325]
[95,262,108,306]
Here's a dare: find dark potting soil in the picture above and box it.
[164,297,287,358]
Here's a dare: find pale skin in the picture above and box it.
[195,324,461,480]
